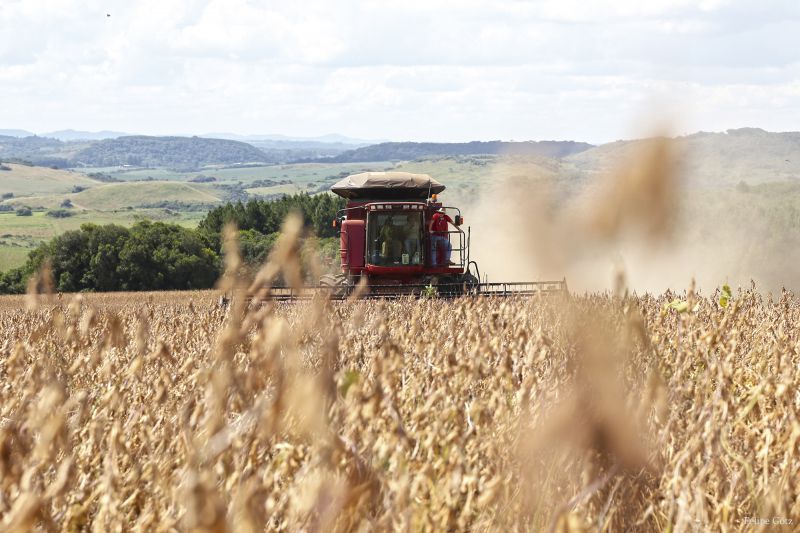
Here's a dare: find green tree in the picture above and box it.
[83,224,130,291]
[117,221,219,290]
[239,229,279,266]
[198,193,344,238]
[50,230,91,292]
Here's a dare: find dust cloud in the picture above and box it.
[460,135,800,294]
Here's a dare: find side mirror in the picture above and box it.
[454,215,463,226]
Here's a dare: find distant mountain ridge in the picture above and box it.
[4,128,798,185]
[73,136,270,169]
[0,129,379,145]
[0,129,130,140]
[1,133,598,169]
[0,129,34,138]
[318,140,595,162]
[0,130,378,165]
[44,129,130,141]
[202,132,382,145]
[0,135,73,167]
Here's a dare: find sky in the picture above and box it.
[1,0,799,143]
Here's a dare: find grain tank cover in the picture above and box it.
[331,172,445,200]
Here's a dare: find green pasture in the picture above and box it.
[0,164,101,197]
[3,181,222,211]
[0,244,33,271]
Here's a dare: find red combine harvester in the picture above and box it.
[305,172,567,299]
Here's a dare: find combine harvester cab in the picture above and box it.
[326,171,476,297]
[316,171,567,299]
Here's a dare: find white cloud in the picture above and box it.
[0,0,798,141]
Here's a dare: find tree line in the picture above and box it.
[199,193,344,237]
[0,193,344,294]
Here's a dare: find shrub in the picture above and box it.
[87,172,121,183]
[15,207,32,216]
[190,175,216,183]
[46,209,74,218]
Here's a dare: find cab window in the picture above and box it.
[367,211,423,266]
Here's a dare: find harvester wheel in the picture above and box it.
[436,272,480,298]
[319,273,349,298]
[461,271,480,295]
[435,276,459,298]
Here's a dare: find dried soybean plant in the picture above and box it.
[2,280,799,531]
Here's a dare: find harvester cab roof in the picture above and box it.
[331,171,445,200]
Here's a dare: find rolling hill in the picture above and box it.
[0,132,374,167]
[0,129,34,137]
[0,135,65,158]
[567,128,800,186]
[0,135,92,167]
[3,181,222,211]
[319,140,594,163]
[1,133,599,169]
[68,181,221,209]
[73,136,271,169]
[0,163,101,196]
[43,129,129,141]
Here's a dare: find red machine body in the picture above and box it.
[340,219,365,269]
[331,172,472,289]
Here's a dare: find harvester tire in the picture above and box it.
[438,275,466,298]
[319,273,349,298]
[461,271,480,295]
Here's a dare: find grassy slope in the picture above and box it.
[244,184,301,196]
[77,162,395,185]
[0,163,101,196]
[69,182,221,209]
[4,181,222,210]
[0,246,30,271]
[566,129,800,185]
[392,155,584,205]
[395,155,574,183]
